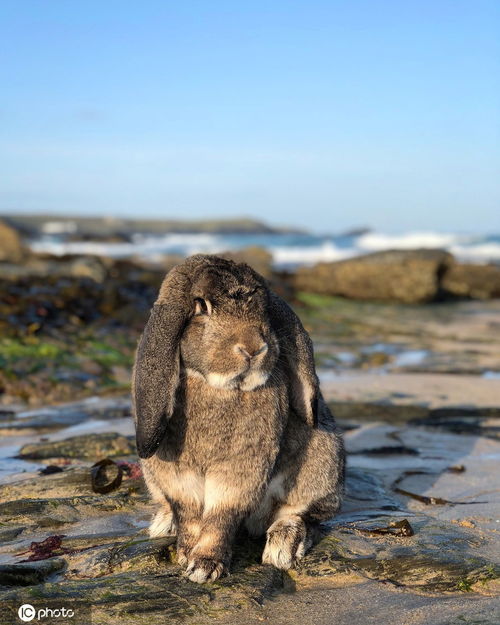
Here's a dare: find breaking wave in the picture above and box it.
[29,230,500,267]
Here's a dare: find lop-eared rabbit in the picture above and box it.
[133,255,344,583]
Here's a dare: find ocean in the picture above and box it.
[29,230,500,269]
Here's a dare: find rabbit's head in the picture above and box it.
[180,260,279,392]
[133,255,320,458]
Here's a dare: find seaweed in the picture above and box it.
[38,465,64,475]
[16,535,67,562]
[116,460,143,480]
[90,458,123,494]
[350,445,419,456]
[347,519,415,537]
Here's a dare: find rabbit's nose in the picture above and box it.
[234,342,268,361]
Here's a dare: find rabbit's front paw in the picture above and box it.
[186,557,226,583]
[262,516,311,570]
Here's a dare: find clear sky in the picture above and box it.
[1,1,498,233]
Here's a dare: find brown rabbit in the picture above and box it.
[133,254,344,583]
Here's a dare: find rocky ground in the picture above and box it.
[1,294,499,624]
[0,384,499,625]
[1,218,499,623]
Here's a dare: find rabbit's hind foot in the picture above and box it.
[262,515,312,570]
[149,507,177,538]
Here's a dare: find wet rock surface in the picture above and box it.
[0,558,66,587]
[0,399,132,437]
[18,432,135,460]
[0,397,498,624]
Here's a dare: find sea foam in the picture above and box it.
[28,230,500,267]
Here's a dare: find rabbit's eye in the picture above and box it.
[194,298,211,316]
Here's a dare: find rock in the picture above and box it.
[329,401,430,425]
[294,249,453,303]
[0,526,25,542]
[296,516,499,593]
[0,494,141,527]
[10,398,131,426]
[0,465,146,502]
[1,545,285,624]
[1,381,499,624]
[0,219,25,263]
[0,558,66,586]
[65,256,107,283]
[443,263,500,299]
[65,536,175,579]
[329,403,500,441]
[80,360,104,376]
[0,255,107,283]
[221,246,274,279]
[18,432,135,460]
[0,498,81,526]
[408,410,500,439]
[342,467,402,516]
[0,451,498,623]
[111,365,130,386]
[0,409,92,435]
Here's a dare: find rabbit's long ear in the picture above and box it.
[269,292,320,427]
[133,266,192,458]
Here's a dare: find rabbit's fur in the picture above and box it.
[133,254,344,583]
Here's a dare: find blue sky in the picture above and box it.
[1,1,498,233]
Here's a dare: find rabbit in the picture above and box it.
[132,254,344,583]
